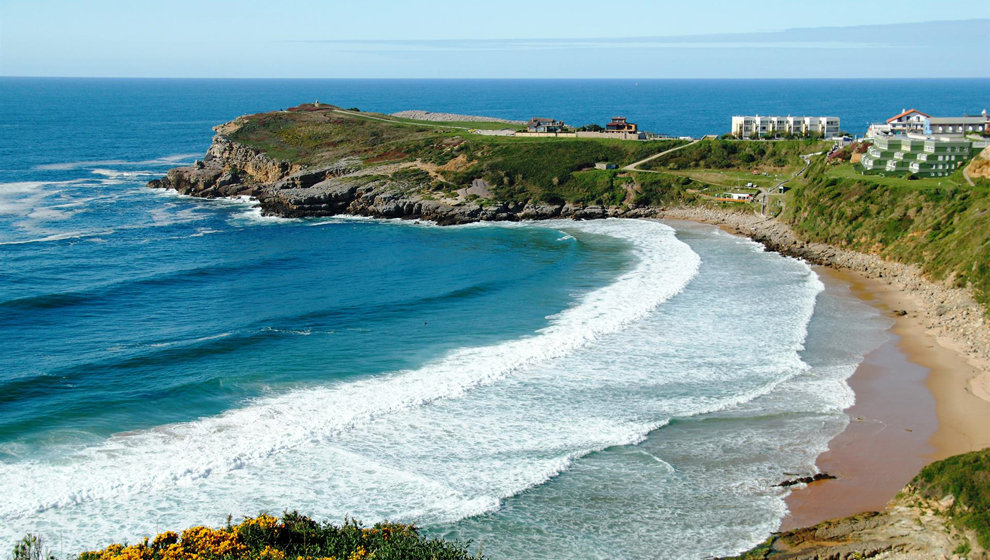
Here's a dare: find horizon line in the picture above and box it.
[3,75,990,81]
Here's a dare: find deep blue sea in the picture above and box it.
[0,78,977,558]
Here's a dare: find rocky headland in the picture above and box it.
[149,132,646,225]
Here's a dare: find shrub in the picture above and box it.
[70,513,480,560]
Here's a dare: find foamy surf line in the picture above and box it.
[0,219,700,547]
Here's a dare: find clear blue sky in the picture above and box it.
[2,0,988,77]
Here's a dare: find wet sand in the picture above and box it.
[781,267,990,530]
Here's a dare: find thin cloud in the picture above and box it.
[281,19,988,52]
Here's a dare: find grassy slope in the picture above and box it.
[639,138,826,173]
[784,156,990,311]
[628,137,989,311]
[912,448,990,549]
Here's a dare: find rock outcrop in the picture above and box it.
[720,490,986,560]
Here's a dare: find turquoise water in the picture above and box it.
[0,78,928,558]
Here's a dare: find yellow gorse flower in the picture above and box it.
[258,546,286,560]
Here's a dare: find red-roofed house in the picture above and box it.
[886,109,930,134]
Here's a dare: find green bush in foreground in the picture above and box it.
[911,448,990,549]
[30,513,480,560]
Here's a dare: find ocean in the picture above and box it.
[0,78,979,558]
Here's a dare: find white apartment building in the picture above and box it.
[731,115,840,138]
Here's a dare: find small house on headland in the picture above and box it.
[527,118,565,133]
[605,117,638,133]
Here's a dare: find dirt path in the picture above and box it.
[623,139,699,172]
[963,166,976,187]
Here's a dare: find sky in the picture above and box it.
[1,0,989,78]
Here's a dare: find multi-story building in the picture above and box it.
[605,116,638,133]
[860,136,973,177]
[929,110,990,136]
[731,115,840,138]
[885,109,931,134]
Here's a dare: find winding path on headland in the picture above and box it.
[623,139,700,172]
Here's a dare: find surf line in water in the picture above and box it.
[0,218,701,546]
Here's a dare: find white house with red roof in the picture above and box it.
[886,108,931,135]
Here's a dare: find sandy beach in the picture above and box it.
[781,268,990,530]
[658,211,990,531]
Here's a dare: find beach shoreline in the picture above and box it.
[659,210,990,531]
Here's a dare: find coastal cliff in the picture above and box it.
[150,135,660,226]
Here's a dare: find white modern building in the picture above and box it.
[731,115,840,138]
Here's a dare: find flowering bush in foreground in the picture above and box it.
[75,513,479,560]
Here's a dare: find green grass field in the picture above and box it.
[826,161,973,190]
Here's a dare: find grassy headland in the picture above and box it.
[223,104,686,206]
[785,156,990,311]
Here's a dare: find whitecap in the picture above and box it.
[33,154,200,171]
[0,219,702,547]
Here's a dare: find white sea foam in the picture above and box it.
[0,230,112,246]
[0,219,843,554]
[90,168,161,180]
[33,154,200,171]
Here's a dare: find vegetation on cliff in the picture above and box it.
[13,514,479,560]
[912,448,990,549]
[638,138,823,171]
[784,155,990,311]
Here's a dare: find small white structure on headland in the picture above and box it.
[731,115,840,138]
[722,192,753,201]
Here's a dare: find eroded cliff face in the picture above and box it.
[148,131,663,225]
[152,134,293,199]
